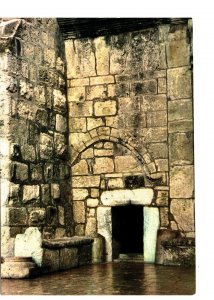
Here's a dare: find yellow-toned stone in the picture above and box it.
[93,157,114,174]
[108,178,124,189]
[94,37,110,75]
[91,188,99,198]
[87,118,105,131]
[67,86,85,102]
[167,67,192,100]
[81,148,94,159]
[72,175,100,188]
[72,188,89,200]
[155,159,169,172]
[94,100,117,116]
[73,201,85,223]
[158,77,166,94]
[69,101,93,117]
[90,75,114,86]
[85,218,97,236]
[170,199,194,232]
[115,156,142,173]
[106,116,119,128]
[87,198,99,207]
[72,160,88,175]
[94,149,113,157]
[86,85,107,100]
[69,118,86,133]
[170,165,194,198]
[69,78,89,87]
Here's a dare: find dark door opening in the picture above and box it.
[112,205,144,259]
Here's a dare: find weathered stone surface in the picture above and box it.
[91,75,114,86]
[54,133,66,156]
[22,144,36,161]
[55,228,66,238]
[159,207,169,227]
[23,185,40,202]
[58,206,65,225]
[39,133,53,160]
[144,207,160,263]
[78,244,92,266]
[51,183,60,199]
[81,148,94,159]
[94,100,117,116]
[29,208,46,226]
[72,175,100,188]
[168,120,193,133]
[59,248,78,269]
[87,117,104,131]
[31,163,43,181]
[85,217,97,236]
[115,156,142,173]
[11,162,28,181]
[41,184,50,205]
[169,132,193,165]
[156,190,169,206]
[155,159,169,172]
[53,89,66,111]
[70,117,86,132]
[168,99,192,121]
[147,142,168,159]
[73,188,89,200]
[15,227,43,266]
[101,188,154,206]
[142,94,167,112]
[147,111,167,127]
[93,157,114,174]
[131,80,157,95]
[94,149,113,157]
[108,178,124,189]
[68,86,85,102]
[56,114,67,133]
[170,165,194,198]
[167,67,192,100]
[170,199,194,232]
[87,198,99,207]
[69,78,89,87]
[8,207,27,225]
[166,38,190,68]
[75,224,85,236]
[72,159,89,175]
[94,37,110,75]
[73,201,85,223]
[42,248,59,272]
[92,235,105,263]
[158,77,166,93]
[69,101,93,117]
[91,188,99,198]
[141,127,167,143]
[9,183,20,200]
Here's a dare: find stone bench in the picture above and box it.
[41,236,94,273]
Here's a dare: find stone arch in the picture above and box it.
[70,126,159,177]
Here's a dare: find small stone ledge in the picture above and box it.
[42,236,94,249]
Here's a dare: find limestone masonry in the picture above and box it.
[0,18,194,275]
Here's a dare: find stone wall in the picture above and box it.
[0,18,72,257]
[65,19,194,258]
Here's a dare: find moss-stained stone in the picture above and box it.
[94,100,117,116]
[170,199,194,232]
[70,117,86,133]
[72,159,89,175]
[59,248,78,270]
[29,208,46,226]
[147,111,167,127]
[141,94,167,112]
[51,183,60,199]
[168,120,193,133]
[167,67,192,100]
[11,162,28,182]
[158,77,166,93]
[159,207,169,227]
[73,201,85,223]
[93,157,114,174]
[69,101,93,117]
[115,155,142,173]
[8,207,28,225]
[75,224,85,236]
[39,133,53,160]
[170,165,194,198]
[169,132,193,165]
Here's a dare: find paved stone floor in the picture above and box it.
[1,262,195,295]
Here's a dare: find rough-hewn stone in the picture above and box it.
[72,175,100,188]
[87,117,105,131]
[170,199,194,232]
[56,114,67,133]
[29,208,46,226]
[72,159,89,175]
[147,111,167,127]
[59,248,78,269]
[23,185,40,202]
[94,100,117,116]
[115,156,142,173]
[167,67,192,100]
[73,188,89,200]
[169,132,193,165]
[170,165,194,198]
[39,133,53,160]
[85,218,97,236]
[166,39,190,68]
[168,99,192,121]
[93,157,114,174]
[94,37,110,75]
[108,178,124,189]
[73,201,85,223]
[51,183,60,199]
[67,86,85,102]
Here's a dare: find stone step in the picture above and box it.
[118,253,144,261]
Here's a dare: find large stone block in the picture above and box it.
[72,175,100,188]
[90,75,114,86]
[42,249,59,272]
[11,162,28,182]
[23,185,40,203]
[168,120,193,133]
[29,208,46,226]
[56,114,67,133]
[131,80,157,95]
[15,227,43,266]
[170,199,195,232]
[108,178,124,189]
[54,133,66,156]
[69,78,89,87]
[72,159,89,175]
[59,248,78,270]
[170,165,194,198]
[69,117,86,132]
[115,155,142,173]
[85,217,97,236]
[168,99,192,121]
[67,86,85,102]
[87,117,105,131]
[166,38,190,68]
[73,188,89,200]
[53,89,66,111]
[147,142,168,159]
[73,201,85,223]
[141,94,167,112]
[169,132,193,165]
[39,133,53,160]
[94,37,110,75]
[69,101,93,117]
[94,149,113,157]
[94,100,117,116]
[141,127,167,143]
[147,110,167,127]
[167,67,192,100]
[8,207,27,225]
[93,157,114,174]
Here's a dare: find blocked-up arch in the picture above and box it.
[70,126,159,177]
